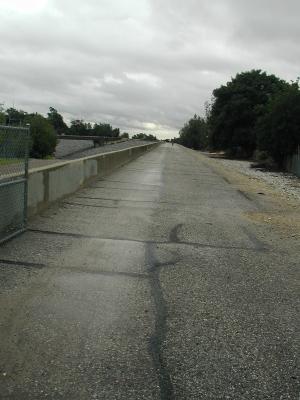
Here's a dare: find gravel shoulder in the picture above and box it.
[203,155,300,201]
[186,149,300,240]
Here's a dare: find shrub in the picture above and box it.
[27,114,57,158]
[0,112,5,124]
[178,115,208,150]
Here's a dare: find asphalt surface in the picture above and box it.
[0,144,299,399]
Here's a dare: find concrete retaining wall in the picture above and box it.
[28,142,160,217]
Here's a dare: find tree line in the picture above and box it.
[0,107,157,158]
[176,70,300,168]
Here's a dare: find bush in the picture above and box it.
[256,83,300,168]
[0,112,5,124]
[178,115,208,150]
[27,114,57,158]
[253,149,270,161]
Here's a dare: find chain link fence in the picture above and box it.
[0,125,30,243]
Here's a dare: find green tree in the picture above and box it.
[92,123,120,137]
[132,133,157,141]
[178,114,208,150]
[69,120,90,136]
[256,82,300,167]
[47,107,68,135]
[92,123,113,137]
[0,112,5,124]
[26,114,57,158]
[209,70,289,157]
[112,128,120,138]
[5,108,28,125]
[132,133,145,139]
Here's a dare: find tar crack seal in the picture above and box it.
[146,242,175,400]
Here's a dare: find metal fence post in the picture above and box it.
[23,125,30,227]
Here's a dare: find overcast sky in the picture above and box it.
[0,0,299,138]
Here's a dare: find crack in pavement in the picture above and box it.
[241,226,268,251]
[145,242,175,400]
[169,224,183,243]
[75,196,161,204]
[27,229,270,253]
[61,200,256,219]
[98,179,162,187]
[0,259,45,269]
[237,189,253,202]
[0,258,148,279]
[144,221,269,399]
[145,225,184,399]
[64,202,118,209]
[91,186,158,192]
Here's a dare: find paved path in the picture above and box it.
[0,144,299,399]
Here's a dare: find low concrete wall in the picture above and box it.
[28,142,160,217]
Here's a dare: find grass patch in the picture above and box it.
[0,158,20,166]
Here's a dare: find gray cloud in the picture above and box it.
[0,0,299,138]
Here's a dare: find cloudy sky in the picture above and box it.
[0,0,299,138]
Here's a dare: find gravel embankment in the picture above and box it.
[206,156,300,201]
[54,139,95,158]
[55,139,154,159]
